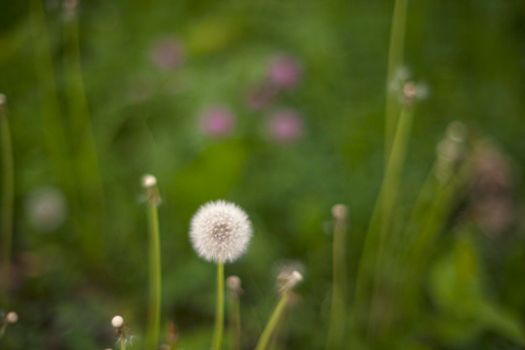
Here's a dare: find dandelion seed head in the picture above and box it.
[190,200,252,263]
[142,174,157,188]
[5,311,18,324]
[277,269,303,293]
[111,315,124,328]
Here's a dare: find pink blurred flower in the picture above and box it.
[267,109,304,143]
[199,106,235,137]
[267,55,301,90]
[150,38,185,70]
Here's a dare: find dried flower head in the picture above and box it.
[277,269,303,294]
[111,315,124,328]
[190,201,252,263]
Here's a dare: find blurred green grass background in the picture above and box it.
[1,0,525,349]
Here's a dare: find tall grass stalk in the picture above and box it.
[385,0,408,156]
[32,0,73,193]
[0,95,14,290]
[212,262,225,350]
[352,104,414,338]
[144,178,162,350]
[326,205,348,349]
[63,2,105,263]
[255,291,290,350]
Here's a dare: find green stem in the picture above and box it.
[146,194,162,350]
[255,292,290,350]
[0,98,14,291]
[119,338,126,350]
[228,291,241,350]
[327,213,347,349]
[213,262,225,350]
[351,106,414,338]
[63,5,105,264]
[385,0,408,156]
[367,106,414,334]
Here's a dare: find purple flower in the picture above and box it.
[267,55,301,90]
[150,38,185,70]
[267,109,304,143]
[199,106,235,137]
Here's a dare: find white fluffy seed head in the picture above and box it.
[142,174,157,188]
[5,311,18,324]
[111,315,124,328]
[190,200,252,263]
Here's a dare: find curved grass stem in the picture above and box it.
[255,292,290,350]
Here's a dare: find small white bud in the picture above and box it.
[142,174,157,188]
[227,275,242,293]
[331,204,347,221]
[5,311,18,324]
[111,315,124,328]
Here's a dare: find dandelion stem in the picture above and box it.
[213,262,225,350]
[385,0,408,156]
[145,184,162,350]
[0,96,14,291]
[327,205,348,349]
[255,292,289,350]
[228,289,241,350]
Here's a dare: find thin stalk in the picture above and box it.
[119,339,126,350]
[255,292,290,350]
[212,262,225,350]
[351,105,414,338]
[0,97,14,291]
[63,3,105,264]
[326,206,348,349]
[145,186,162,350]
[368,106,414,334]
[228,290,241,350]
[385,0,408,156]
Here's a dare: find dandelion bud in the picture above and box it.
[0,93,6,107]
[331,204,347,221]
[142,174,157,188]
[227,275,242,294]
[190,200,252,263]
[111,315,124,328]
[5,311,18,324]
